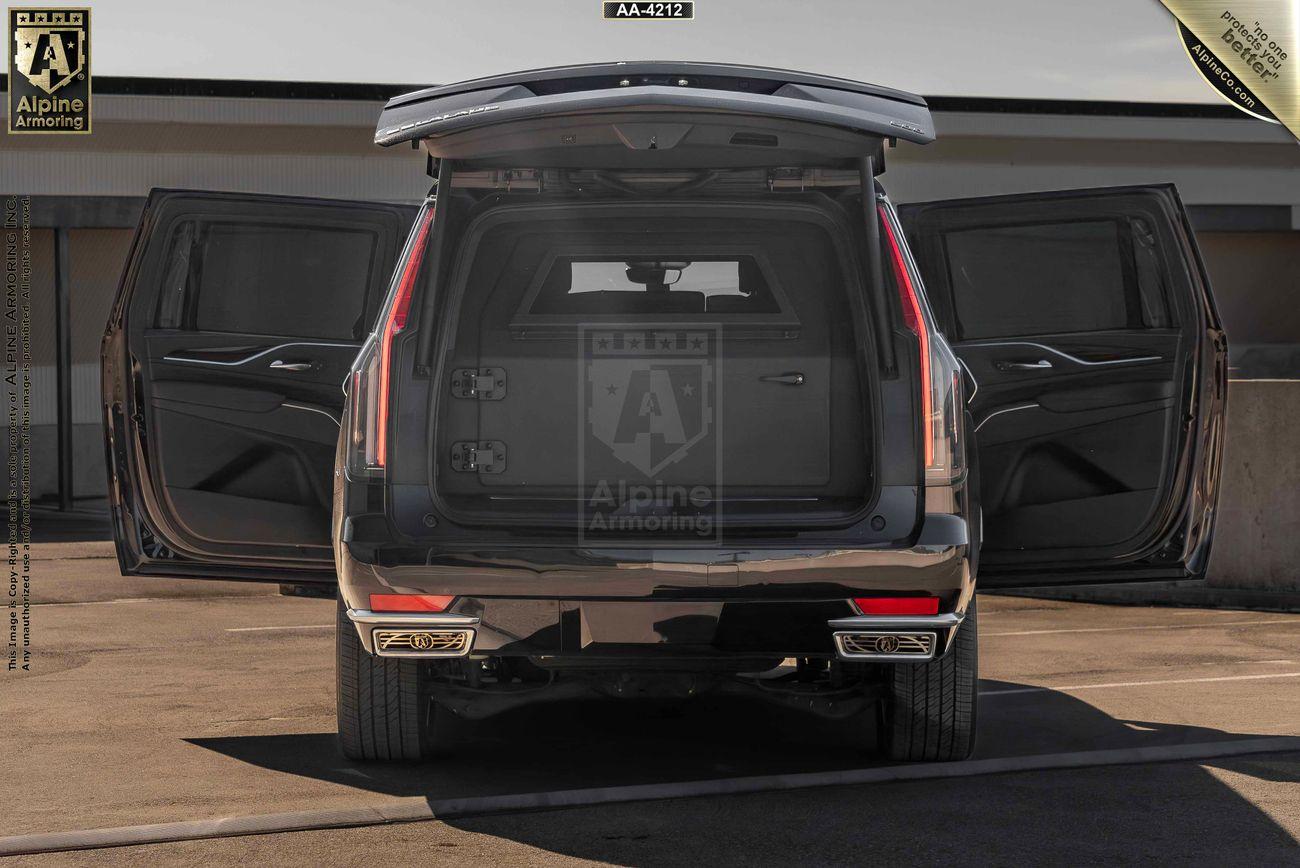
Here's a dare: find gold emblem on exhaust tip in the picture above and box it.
[876,635,900,654]
[409,633,437,650]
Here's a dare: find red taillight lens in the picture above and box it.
[369,593,454,613]
[374,209,435,468]
[879,206,933,467]
[853,596,940,615]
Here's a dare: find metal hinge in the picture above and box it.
[451,440,506,474]
[450,367,506,400]
[765,167,859,191]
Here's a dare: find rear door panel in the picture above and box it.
[104,190,416,582]
[901,185,1226,586]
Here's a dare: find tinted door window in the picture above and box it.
[163,222,378,339]
[942,220,1161,340]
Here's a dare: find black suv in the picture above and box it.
[104,62,1226,762]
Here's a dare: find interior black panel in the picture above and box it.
[957,335,1183,561]
[432,200,873,524]
[900,187,1208,575]
[144,337,359,553]
[119,192,415,567]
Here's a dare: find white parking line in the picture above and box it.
[984,618,1296,637]
[982,671,1300,696]
[36,595,274,608]
[226,624,333,633]
[3,736,1297,856]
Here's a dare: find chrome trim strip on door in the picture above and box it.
[959,341,1161,367]
[974,402,1039,433]
[162,341,360,367]
[957,357,978,404]
[281,402,341,427]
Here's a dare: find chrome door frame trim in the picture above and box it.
[162,341,361,367]
[958,341,1161,367]
[281,402,341,427]
[974,402,1039,433]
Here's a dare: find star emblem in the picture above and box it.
[597,338,609,349]
[660,338,672,349]
[606,383,618,396]
[682,383,695,397]
[629,338,640,348]
[691,337,703,349]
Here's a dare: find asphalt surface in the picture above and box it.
[2,542,1298,864]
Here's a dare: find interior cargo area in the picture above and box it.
[429,194,879,529]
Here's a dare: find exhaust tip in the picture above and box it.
[833,631,935,661]
[372,628,474,657]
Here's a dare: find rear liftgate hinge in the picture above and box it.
[450,367,506,400]
[451,440,506,475]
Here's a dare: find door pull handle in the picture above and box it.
[759,372,805,386]
[995,359,1052,372]
[269,360,313,372]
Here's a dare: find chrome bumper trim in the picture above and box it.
[826,612,964,631]
[346,608,480,627]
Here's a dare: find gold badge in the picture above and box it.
[409,633,437,650]
[8,8,91,134]
[1162,1,1295,139]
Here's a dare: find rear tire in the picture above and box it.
[336,598,438,761]
[880,597,978,762]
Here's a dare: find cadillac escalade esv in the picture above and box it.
[102,62,1226,762]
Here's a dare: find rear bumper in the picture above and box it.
[348,603,969,662]
[339,514,975,661]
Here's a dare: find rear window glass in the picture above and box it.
[529,256,781,315]
[191,223,378,339]
[943,220,1146,340]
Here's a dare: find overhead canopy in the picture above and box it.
[374,61,934,170]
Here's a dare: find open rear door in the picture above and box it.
[103,190,416,583]
[901,185,1226,587]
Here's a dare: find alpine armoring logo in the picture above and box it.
[8,8,91,134]
[579,325,720,540]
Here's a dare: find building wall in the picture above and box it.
[1206,382,1300,591]
[1,230,55,502]
[0,95,426,201]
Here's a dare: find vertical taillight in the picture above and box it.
[347,207,434,476]
[880,207,932,467]
[879,205,965,485]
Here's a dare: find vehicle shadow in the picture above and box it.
[189,689,884,799]
[187,677,1299,865]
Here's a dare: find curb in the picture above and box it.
[987,580,1300,613]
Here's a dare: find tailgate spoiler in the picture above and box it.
[374,61,934,165]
